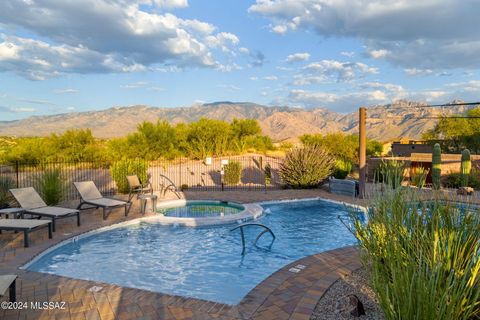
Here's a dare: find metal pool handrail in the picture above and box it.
[230,223,276,255]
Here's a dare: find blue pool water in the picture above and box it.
[26,199,361,304]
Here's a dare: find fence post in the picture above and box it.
[15,160,19,188]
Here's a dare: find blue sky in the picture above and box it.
[0,0,479,121]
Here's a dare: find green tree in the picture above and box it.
[185,118,231,158]
[423,107,480,153]
[125,121,177,160]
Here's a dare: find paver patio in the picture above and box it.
[0,189,364,320]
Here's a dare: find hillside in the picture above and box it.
[0,101,475,142]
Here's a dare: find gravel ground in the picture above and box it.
[311,268,385,320]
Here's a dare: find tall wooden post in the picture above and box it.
[359,107,367,198]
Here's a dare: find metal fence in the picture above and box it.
[0,155,284,201]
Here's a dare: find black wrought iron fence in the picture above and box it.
[0,155,284,201]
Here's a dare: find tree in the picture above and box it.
[422,107,480,153]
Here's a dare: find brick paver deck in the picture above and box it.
[0,190,363,320]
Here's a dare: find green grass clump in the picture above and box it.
[279,145,335,188]
[348,190,480,320]
[36,167,64,205]
[223,161,242,185]
[0,176,15,208]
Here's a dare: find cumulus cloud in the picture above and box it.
[404,68,434,76]
[293,59,378,85]
[249,0,480,69]
[286,52,310,63]
[0,0,243,79]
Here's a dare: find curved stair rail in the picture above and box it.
[230,223,276,255]
[158,174,182,199]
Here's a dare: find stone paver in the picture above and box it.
[1,190,363,320]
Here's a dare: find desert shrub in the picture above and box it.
[347,190,480,320]
[223,161,242,185]
[443,172,480,189]
[279,146,335,188]
[332,159,352,179]
[374,159,405,189]
[110,159,148,193]
[410,166,429,188]
[0,176,15,208]
[36,168,64,205]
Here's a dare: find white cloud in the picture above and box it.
[0,106,36,113]
[293,59,378,84]
[404,68,433,76]
[286,52,310,63]
[249,76,258,81]
[0,0,243,79]
[152,0,188,9]
[263,75,278,81]
[53,88,79,94]
[340,51,355,57]
[249,0,480,69]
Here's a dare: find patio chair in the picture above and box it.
[9,187,80,232]
[74,181,129,220]
[0,275,17,302]
[126,174,153,202]
[0,219,52,247]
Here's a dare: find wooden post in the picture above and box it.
[359,107,367,198]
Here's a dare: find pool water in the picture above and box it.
[26,199,361,305]
[160,201,243,218]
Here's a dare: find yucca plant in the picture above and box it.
[347,190,480,320]
[374,159,405,190]
[36,167,65,205]
[410,166,429,189]
[279,145,335,188]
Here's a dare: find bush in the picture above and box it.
[110,159,148,193]
[0,176,15,209]
[443,171,480,189]
[36,168,64,206]
[374,159,405,189]
[348,190,480,320]
[332,159,352,179]
[279,146,335,188]
[223,161,242,185]
[410,166,429,188]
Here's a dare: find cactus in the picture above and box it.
[432,143,442,190]
[460,149,471,187]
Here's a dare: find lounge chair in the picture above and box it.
[126,175,153,202]
[74,181,129,220]
[9,187,80,232]
[0,219,52,247]
[0,275,17,302]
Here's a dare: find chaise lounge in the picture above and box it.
[0,219,52,247]
[74,181,129,220]
[9,187,80,232]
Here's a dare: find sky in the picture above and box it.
[0,0,479,121]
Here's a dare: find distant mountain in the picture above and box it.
[0,100,476,141]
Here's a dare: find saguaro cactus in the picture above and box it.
[432,143,442,190]
[460,149,471,187]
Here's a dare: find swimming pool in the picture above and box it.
[25,199,362,305]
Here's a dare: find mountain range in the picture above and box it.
[0,100,475,142]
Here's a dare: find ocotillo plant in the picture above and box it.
[432,143,441,190]
[460,149,471,187]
